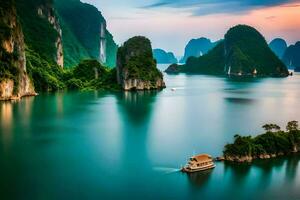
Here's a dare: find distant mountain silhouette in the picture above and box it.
[153,49,177,64]
[269,38,287,59]
[282,42,300,71]
[180,38,218,63]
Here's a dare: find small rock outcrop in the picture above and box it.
[0,0,35,100]
[164,64,180,74]
[116,36,165,90]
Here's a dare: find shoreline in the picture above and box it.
[0,92,38,101]
[223,150,299,163]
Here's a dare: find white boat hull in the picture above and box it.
[181,164,216,173]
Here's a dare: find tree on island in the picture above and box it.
[224,121,300,162]
[286,121,299,152]
[262,124,281,133]
[286,121,299,132]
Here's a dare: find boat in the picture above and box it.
[171,88,177,91]
[181,154,216,173]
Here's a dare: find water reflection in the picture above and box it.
[226,77,264,83]
[0,102,13,150]
[225,97,257,105]
[186,170,213,188]
[116,91,160,124]
[285,155,300,182]
[223,155,300,191]
[0,102,13,132]
[224,162,251,185]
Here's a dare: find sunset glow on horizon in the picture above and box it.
[83,0,300,55]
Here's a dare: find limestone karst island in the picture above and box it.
[1,0,300,199]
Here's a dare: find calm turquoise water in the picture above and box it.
[1,65,300,199]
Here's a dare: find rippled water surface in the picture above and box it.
[1,65,300,199]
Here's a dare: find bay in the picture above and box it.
[1,64,300,199]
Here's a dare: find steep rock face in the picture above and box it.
[167,25,289,77]
[117,36,165,90]
[54,0,118,68]
[269,38,287,59]
[153,49,177,64]
[37,3,64,67]
[282,42,300,70]
[0,0,35,100]
[180,38,218,63]
[15,0,63,66]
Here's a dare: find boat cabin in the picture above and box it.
[182,154,215,173]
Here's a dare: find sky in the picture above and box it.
[82,0,300,56]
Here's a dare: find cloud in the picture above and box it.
[142,2,172,8]
[142,0,300,16]
[265,16,277,20]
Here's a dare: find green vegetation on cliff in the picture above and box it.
[1,0,120,95]
[117,36,163,82]
[105,31,118,68]
[224,121,300,162]
[16,0,59,64]
[26,50,118,92]
[54,0,118,68]
[166,25,289,77]
[57,18,90,68]
[0,0,23,93]
[68,59,119,90]
[170,41,225,74]
[25,47,65,92]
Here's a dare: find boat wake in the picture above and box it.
[153,167,181,174]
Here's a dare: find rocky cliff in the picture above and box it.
[0,0,120,99]
[0,0,35,100]
[54,0,118,68]
[117,36,165,90]
[15,0,64,67]
[37,2,64,67]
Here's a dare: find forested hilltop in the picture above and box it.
[224,121,300,163]
[0,0,119,100]
[166,25,289,77]
[117,36,166,90]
